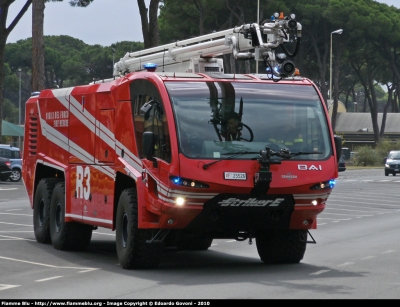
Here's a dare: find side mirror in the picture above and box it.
[142,131,158,167]
[334,135,342,163]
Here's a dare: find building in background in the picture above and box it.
[329,102,400,151]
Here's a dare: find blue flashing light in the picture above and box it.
[169,176,210,188]
[271,15,275,21]
[272,66,280,74]
[143,63,158,72]
[310,179,337,190]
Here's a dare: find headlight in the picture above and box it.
[170,176,210,188]
[310,179,335,190]
[175,197,185,206]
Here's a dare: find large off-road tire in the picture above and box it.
[255,229,307,264]
[116,188,163,269]
[176,236,213,251]
[33,178,60,243]
[49,182,92,251]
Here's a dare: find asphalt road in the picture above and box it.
[1,168,400,299]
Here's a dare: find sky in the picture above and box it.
[8,0,142,46]
[6,0,400,47]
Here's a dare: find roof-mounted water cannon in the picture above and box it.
[231,12,302,79]
[260,12,301,78]
[272,53,296,77]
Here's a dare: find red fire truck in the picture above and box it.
[22,12,342,269]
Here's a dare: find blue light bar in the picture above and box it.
[143,63,158,72]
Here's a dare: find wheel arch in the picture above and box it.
[113,171,137,230]
[33,163,65,208]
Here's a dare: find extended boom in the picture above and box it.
[113,12,302,78]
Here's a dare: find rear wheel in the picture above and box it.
[255,229,307,264]
[33,178,60,243]
[116,188,163,269]
[9,168,21,182]
[49,182,92,251]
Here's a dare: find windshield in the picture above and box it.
[166,81,331,160]
[388,152,400,159]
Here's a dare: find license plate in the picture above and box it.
[224,172,246,180]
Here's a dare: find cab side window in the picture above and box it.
[131,80,171,163]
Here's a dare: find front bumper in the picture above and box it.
[183,193,295,237]
[385,165,400,174]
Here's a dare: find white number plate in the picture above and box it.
[224,172,247,180]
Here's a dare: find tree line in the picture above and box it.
[2,0,400,145]
[3,36,143,124]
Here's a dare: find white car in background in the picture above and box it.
[0,144,22,182]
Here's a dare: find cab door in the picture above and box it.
[131,79,172,221]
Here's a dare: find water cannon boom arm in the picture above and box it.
[113,12,302,79]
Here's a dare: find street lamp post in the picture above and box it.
[18,68,22,148]
[329,29,343,104]
[255,0,259,74]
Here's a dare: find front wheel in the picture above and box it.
[49,182,92,251]
[256,229,307,264]
[116,188,163,269]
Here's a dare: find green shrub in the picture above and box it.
[353,145,379,166]
[347,138,400,167]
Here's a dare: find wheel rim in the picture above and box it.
[122,212,128,248]
[38,199,45,227]
[55,201,62,233]
[10,170,20,181]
